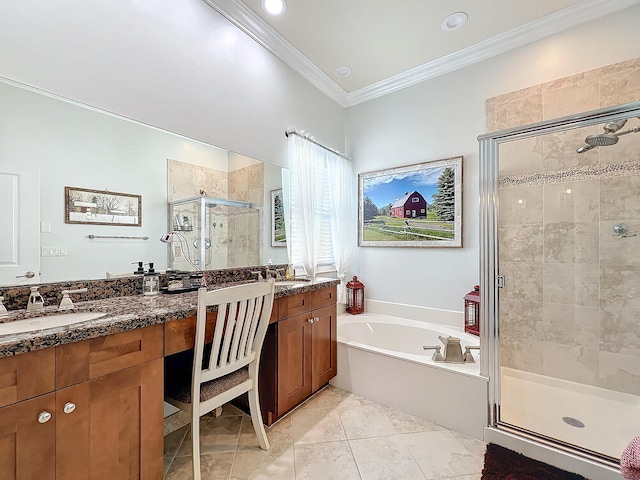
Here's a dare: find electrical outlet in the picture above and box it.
[41,246,67,257]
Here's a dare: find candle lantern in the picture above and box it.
[464,285,480,336]
[346,276,365,314]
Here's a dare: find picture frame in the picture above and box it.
[65,186,142,226]
[358,156,462,247]
[270,188,286,247]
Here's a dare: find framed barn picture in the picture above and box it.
[271,188,286,246]
[358,156,462,247]
[65,186,142,226]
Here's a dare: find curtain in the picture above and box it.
[327,154,355,303]
[286,131,354,291]
[287,132,325,277]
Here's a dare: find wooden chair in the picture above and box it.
[165,279,275,480]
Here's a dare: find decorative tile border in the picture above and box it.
[499,160,640,189]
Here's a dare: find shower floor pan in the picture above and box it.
[500,367,640,460]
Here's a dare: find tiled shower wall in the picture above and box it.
[486,58,640,396]
[167,159,263,269]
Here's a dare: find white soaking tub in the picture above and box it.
[330,312,488,439]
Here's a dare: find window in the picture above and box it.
[420,208,425,213]
[412,197,419,203]
[406,210,410,215]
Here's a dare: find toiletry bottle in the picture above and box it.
[143,263,159,295]
[132,261,145,275]
[286,264,295,279]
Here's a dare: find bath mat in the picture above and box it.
[482,443,588,480]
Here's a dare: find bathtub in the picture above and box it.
[330,313,488,439]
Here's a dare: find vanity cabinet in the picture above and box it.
[0,324,164,480]
[273,285,337,422]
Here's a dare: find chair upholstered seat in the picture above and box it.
[167,367,249,404]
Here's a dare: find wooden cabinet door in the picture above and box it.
[56,359,164,480]
[277,313,313,415]
[311,304,337,392]
[0,393,56,480]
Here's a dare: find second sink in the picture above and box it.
[0,311,106,336]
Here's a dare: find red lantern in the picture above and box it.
[464,285,480,336]
[346,276,365,314]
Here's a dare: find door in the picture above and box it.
[311,304,337,391]
[0,163,40,285]
[56,359,164,480]
[277,313,312,415]
[0,393,56,480]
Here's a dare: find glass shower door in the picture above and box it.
[495,118,640,462]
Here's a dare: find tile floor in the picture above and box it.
[163,385,486,480]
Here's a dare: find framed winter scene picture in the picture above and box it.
[358,156,462,247]
[65,186,142,226]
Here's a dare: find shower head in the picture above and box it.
[585,133,619,147]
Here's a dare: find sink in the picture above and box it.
[0,312,106,336]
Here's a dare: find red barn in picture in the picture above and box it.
[390,191,427,218]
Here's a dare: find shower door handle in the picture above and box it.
[496,275,505,288]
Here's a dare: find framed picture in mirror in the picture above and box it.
[358,156,462,247]
[65,186,142,226]
[271,188,286,247]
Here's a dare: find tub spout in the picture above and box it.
[438,335,465,364]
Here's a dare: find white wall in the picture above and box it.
[0,81,235,282]
[345,6,640,313]
[0,0,343,283]
[0,0,344,169]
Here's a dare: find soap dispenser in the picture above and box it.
[143,263,159,296]
[132,261,145,275]
[27,286,45,312]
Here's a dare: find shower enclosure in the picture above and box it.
[167,196,262,271]
[479,99,640,478]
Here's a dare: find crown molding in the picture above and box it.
[344,0,640,107]
[204,0,640,109]
[202,0,349,107]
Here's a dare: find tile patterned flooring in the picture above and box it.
[164,385,486,480]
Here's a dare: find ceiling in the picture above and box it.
[204,0,639,107]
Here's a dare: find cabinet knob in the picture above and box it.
[63,402,76,414]
[307,318,314,324]
[38,411,52,423]
[314,317,320,322]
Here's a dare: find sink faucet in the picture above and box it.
[59,288,88,310]
[27,286,44,312]
[266,268,285,280]
[250,270,264,282]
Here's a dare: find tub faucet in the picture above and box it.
[423,336,478,364]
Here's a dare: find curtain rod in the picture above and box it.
[285,127,350,160]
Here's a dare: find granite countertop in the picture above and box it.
[0,277,339,358]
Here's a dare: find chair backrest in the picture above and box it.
[192,279,276,388]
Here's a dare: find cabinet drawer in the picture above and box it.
[312,286,336,310]
[279,291,312,319]
[0,348,55,408]
[164,312,216,356]
[56,324,163,388]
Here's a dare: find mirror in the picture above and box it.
[0,79,287,287]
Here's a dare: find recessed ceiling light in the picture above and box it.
[262,0,286,16]
[441,11,468,31]
[334,65,352,78]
